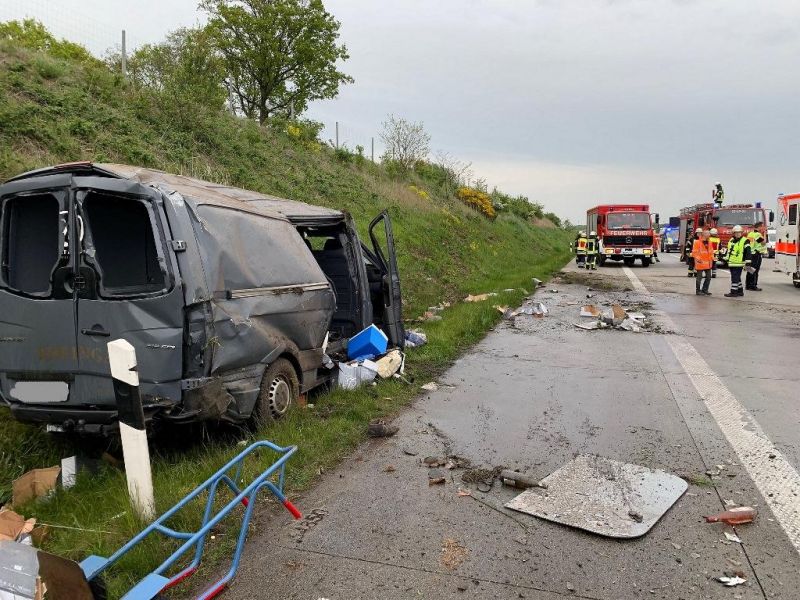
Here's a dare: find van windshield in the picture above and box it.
[1,194,62,296]
[715,209,762,226]
[606,213,651,230]
[82,192,166,296]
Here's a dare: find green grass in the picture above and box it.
[0,40,573,597]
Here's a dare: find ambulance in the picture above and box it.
[775,193,800,288]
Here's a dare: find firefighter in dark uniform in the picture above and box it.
[686,227,702,277]
[585,230,599,270]
[574,230,588,268]
[745,223,765,291]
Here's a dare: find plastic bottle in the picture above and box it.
[704,506,757,525]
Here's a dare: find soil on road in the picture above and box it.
[226,253,800,600]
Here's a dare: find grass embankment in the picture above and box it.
[0,41,572,596]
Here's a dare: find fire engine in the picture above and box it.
[586,204,658,267]
[775,193,800,288]
[678,203,770,265]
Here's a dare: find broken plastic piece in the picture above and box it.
[580,305,601,318]
[375,350,403,379]
[704,506,756,525]
[717,575,747,587]
[404,330,428,348]
[421,382,439,392]
[724,531,742,543]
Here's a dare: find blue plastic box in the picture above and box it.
[347,325,389,360]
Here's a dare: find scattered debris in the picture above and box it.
[338,359,379,390]
[368,419,399,438]
[402,449,419,457]
[428,469,447,485]
[549,288,559,293]
[405,330,428,348]
[574,321,609,331]
[0,540,94,599]
[424,456,445,467]
[505,455,687,538]
[580,305,601,318]
[704,507,756,525]
[495,305,509,315]
[586,293,596,299]
[12,466,60,507]
[464,293,497,302]
[440,538,468,569]
[420,311,443,322]
[457,488,472,497]
[421,382,439,392]
[348,324,389,360]
[375,350,404,379]
[500,470,546,490]
[619,318,642,333]
[383,464,396,473]
[532,278,543,288]
[0,508,36,543]
[724,531,742,543]
[716,575,747,587]
[671,542,682,550]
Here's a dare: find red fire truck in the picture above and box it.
[678,203,771,265]
[586,204,658,267]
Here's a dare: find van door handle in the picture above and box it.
[81,328,110,337]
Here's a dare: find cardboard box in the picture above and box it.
[0,509,36,543]
[12,468,60,508]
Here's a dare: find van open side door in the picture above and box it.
[365,211,405,348]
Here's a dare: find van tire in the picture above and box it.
[256,358,299,422]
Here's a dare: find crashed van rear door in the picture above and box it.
[0,180,78,406]
[72,179,184,410]
[365,211,405,347]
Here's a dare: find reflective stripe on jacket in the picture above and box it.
[692,240,714,271]
[727,236,751,267]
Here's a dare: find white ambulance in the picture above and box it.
[775,193,800,288]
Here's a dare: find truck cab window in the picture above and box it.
[790,204,797,226]
[82,192,165,295]
[1,194,61,295]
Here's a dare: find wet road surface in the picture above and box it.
[226,253,800,599]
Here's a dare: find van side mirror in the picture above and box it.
[769,210,775,223]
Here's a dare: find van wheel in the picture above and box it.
[257,359,299,421]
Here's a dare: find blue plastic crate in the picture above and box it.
[347,325,388,360]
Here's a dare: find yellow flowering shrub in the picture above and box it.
[456,187,496,219]
[408,185,430,200]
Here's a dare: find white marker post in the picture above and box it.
[107,339,155,520]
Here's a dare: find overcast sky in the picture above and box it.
[3,0,799,222]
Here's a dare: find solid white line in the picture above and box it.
[622,266,800,555]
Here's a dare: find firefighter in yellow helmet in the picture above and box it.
[708,227,720,278]
[725,225,751,297]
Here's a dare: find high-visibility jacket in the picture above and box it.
[692,240,714,271]
[747,231,766,255]
[586,237,598,254]
[727,236,751,267]
[709,236,720,257]
[575,236,588,254]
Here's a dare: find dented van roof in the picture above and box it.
[4,162,345,222]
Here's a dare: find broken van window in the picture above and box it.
[82,192,166,295]
[1,194,61,295]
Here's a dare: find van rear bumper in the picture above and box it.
[9,403,120,435]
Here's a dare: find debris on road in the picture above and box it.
[580,305,601,318]
[375,349,404,379]
[575,303,649,333]
[338,359,379,390]
[704,506,757,525]
[532,278,543,288]
[428,469,447,485]
[404,330,428,348]
[505,455,687,538]
[440,538,468,569]
[724,531,742,543]
[574,321,609,331]
[500,469,546,490]
[383,464,396,473]
[457,488,472,497]
[421,382,439,392]
[368,419,399,438]
[716,574,747,587]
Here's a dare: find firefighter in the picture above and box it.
[574,230,588,268]
[709,227,720,278]
[745,222,766,291]
[692,229,713,295]
[585,230,599,270]
[724,225,751,297]
[685,227,702,277]
[712,182,724,207]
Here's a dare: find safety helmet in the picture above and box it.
[590,231,597,236]
[694,227,703,233]
[579,230,586,236]
[715,181,721,185]
[710,228,718,235]
[732,225,743,233]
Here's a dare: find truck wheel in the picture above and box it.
[257,358,299,421]
[794,281,800,289]
[598,256,606,266]
[641,258,651,267]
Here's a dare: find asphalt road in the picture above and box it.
[225,253,800,600]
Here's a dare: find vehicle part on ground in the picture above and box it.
[505,454,687,538]
[80,440,300,600]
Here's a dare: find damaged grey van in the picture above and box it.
[0,163,404,434]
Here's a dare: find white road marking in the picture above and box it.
[622,266,800,555]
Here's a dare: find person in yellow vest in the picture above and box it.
[745,222,766,291]
[724,225,751,297]
[585,231,599,270]
[708,227,720,278]
[692,229,714,295]
[574,230,588,268]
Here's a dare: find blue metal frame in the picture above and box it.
[80,440,299,600]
